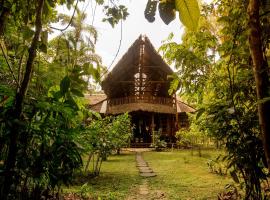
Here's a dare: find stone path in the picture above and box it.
[136,152,156,177]
[126,150,166,200]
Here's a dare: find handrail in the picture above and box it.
[108,96,175,107]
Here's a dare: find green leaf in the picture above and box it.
[22,26,35,40]
[159,1,176,25]
[196,108,205,120]
[60,76,71,95]
[230,170,239,183]
[66,93,79,110]
[11,4,16,13]
[175,0,200,31]
[71,89,84,97]
[144,0,158,22]
[257,97,270,104]
[53,91,63,100]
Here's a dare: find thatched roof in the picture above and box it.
[85,94,107,105]
[101,35,174,98]
[176,97,196,113]
[85,94,107,113]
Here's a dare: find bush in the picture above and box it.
[151,129,167,151]
[80,113,132,175]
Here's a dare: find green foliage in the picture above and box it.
[0,90,85,198]
[80,113,132,175]
[0,0,131,199]
[151,129,167,151]
[159,1,176,25]
[144,0,200,30]
[207,159,227,176]
[102,5,129,27]
[175,0,200,31]
[176,114,210,149]
[160,2,270,199]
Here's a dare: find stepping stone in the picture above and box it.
[135,151,156,178]
[139,168,153,173]
[137,160,147,164]
[140,172,156,177]
[138,166,151,170]
[137,163,148,167]
[136,160,145,163]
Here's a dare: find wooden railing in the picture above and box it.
[108,96,175,107]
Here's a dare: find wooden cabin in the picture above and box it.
[86,35,195,147]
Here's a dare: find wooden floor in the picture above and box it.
[130,143,176,148]
[130,143,152,148]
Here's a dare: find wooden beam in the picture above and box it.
[116,80,169,83]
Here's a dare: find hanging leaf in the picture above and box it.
[60,76,71,95]
[22,26,35,40]
[175,0,200,31]
[66,93,79,110]
[159,1,176,25]
[144,0,158,22]
[230,170,239,183]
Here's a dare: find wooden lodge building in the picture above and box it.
[87,35,195,147]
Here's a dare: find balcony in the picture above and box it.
[107,96,176,114]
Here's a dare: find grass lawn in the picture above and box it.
[144,149,231,200]
[65,149,231,200]
[65,151,142,199]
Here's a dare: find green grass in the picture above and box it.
[65,149,230,200]
[65,151,142,199]
[144,149,231,200]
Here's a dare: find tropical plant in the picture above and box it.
[160,2,269,199]
[151,129,167,151]
[81,113,132,176]
[0,0,129,198]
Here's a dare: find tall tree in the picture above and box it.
[247,0,270,171]
[2,0,45,197]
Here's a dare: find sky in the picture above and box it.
[56,0,185,69]
[92,0,184,68]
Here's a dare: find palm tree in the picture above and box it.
[50,8,103,84]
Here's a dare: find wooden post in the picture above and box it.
[175,112,179,131]
[151,113,155,144]
[174,93,179,131]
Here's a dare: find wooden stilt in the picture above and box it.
[151,113,155,143]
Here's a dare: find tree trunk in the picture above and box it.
[117,148,121,155]
[248,0,270,170]
[84,152,93,173]
[0,7,10,36]
[2,0,45,198]
[94,153,100,176]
